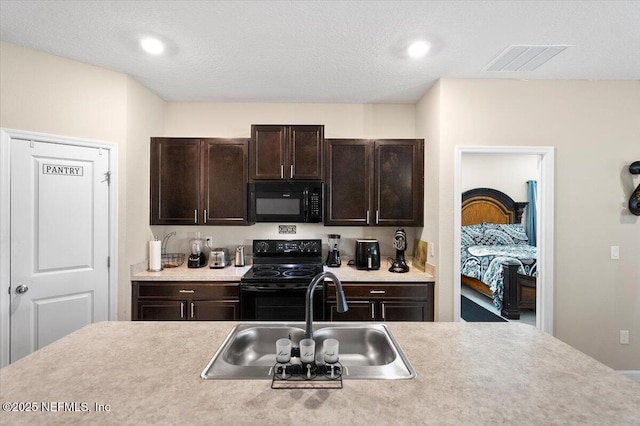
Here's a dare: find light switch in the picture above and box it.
[610,246,620,260]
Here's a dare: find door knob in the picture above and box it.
[15,285,29,294]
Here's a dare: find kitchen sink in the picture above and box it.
[201,323,416,380]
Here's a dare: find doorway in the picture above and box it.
[0,129,118,367]
[454,147,555,334]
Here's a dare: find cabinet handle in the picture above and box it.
[366,210,370,225]
[180,302,185,319]
[194,210,198,224]
[179,289,195,293]
[382,303,386,320]
[280,165,284,179]
[204,210,207,224]
[376,210,380,224]
[290,165,294,179]
[191,302,195,319]
[370,290,386,294]
[371,303,375,319]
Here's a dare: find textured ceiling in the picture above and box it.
[1,0,639,103]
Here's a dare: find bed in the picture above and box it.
[461,188,536,319]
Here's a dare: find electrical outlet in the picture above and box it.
[610,245,620,260]
[205,236,213,248]
[620,330,629,345]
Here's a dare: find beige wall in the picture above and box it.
[124,76,165,320]
[418,79,640,369]
[3,42,638,370]
[461,155,538,200]
[157,101,419,270]
[415,81,441,319]
[164,102,415,139]
[0,42,419,324]
[0,42,165,322]
[0,43,127,141]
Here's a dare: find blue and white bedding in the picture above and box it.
[461,223,537,310]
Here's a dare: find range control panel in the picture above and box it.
[253,239,322,255]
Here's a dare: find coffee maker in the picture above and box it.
[188,234,207,268]
[325,234,341,267]
[389,228,409,273]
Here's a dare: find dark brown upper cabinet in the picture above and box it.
[150,137,250,225]
[325,139,424,226]
[250,125,324,181]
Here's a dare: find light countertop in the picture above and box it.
[1,321,638,425]
[131,261,435,283]
[131,262,251,281]
[327,262,434,282]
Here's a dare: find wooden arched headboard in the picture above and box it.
[461,188,527,225]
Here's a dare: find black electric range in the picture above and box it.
[239,239,325,320]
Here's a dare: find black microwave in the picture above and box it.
[248,182,323,223]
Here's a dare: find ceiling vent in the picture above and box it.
[483,45,570,72]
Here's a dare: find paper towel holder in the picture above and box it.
[148,235,163,272]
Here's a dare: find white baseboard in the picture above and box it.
[617,370,640,382]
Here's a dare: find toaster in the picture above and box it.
[209,248,229,269]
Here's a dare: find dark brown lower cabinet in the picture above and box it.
[132,282,239,321]
[326,282,434,322]
[191,300,239,321]
[327,300,375,321]
[137,300,185,321]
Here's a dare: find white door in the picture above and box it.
[10,138,110,362]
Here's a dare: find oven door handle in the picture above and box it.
[240,284,317,292]
[241,285,290,292]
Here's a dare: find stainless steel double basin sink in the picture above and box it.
[201,323,416,380]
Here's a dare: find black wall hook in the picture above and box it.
[629,161,640,216]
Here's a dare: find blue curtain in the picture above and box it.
[526,180,537,246]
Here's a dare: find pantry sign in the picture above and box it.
[43,163,84,176]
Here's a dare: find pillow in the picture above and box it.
[479,223,529,245]
[461,224,485,247]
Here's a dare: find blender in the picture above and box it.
[325,234,341,267]
[188,232,207,268]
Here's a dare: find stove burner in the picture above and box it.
[283,268,315,278]
[253,265,276,271]
[253,270,281,277]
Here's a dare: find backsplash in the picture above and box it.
[149,223,418,263]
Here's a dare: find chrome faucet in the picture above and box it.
[306,271,348,340]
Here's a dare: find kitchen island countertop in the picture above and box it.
[1,321,638,425]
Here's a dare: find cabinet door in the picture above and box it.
[191,300,239,320]
[203,139,250,225]
[325,139,371,225]
[250,125,286,180]
[374,140,424,226]
[136,300,186,321]
[327,301,374,321]
[289,125,323,180]
[381,301,428,321]
[150,138,202,224]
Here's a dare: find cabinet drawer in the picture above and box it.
[326,283,429,300]
[134,282,239,299]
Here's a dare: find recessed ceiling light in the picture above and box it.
[407,40,430,58]
[140,37,165,55]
